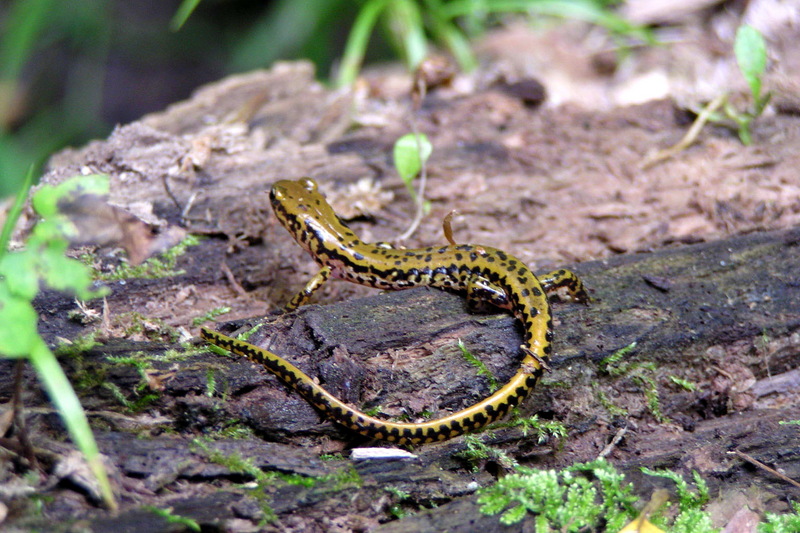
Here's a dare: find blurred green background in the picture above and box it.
[0,0,379,200]
[0,0,634,201]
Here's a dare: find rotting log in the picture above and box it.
[6,225,800,531]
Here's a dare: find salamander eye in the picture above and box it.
[299,177,318,192]
[271,185,286,201]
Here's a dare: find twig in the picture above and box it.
[221,260,248,297]
[12,360,38,469]
[598,424,628,459]
[729,449,800,490]
[640,93,727,170]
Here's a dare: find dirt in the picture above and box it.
[4,5,800,532]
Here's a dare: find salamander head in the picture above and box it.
[270,178,361,253]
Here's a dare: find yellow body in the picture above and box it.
[201,178,587,445]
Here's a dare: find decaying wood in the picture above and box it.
[8,225,797,532]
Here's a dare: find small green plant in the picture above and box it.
[193,438,363,523]
[394,132,433,240]
[102,381,160,413]
[457,339,499,392]
[205,367,217,396]
[669,375,697,392]
[760,501,800,533]
[642,468,715,533]
[144,505,201,532]
[192,306,232,327]
[595,387,629,417]
[599,342,668,423]
[0,172,116,510]
[385,486,414,519]
[477,459,638,529]
[728,24,770,144]
[320,452,344,461]
[491,413,568,444]
[394,132,432,202]
[457,434,518,470]
[93,234,200,281]
[646,23,771,164]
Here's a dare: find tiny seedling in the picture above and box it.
[643,24,771,167]
[729,24,770,144]
[394,132,432,204]
[394,132,433,240]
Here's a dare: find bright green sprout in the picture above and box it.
[457,339,499,392]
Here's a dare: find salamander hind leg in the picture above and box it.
[538,269,589,304]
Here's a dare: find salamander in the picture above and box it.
[201,177,587,445]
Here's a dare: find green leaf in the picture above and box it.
[393,133,432,185]
[0,251,39,300]
[40,247,106,299]
[32,174,109,218]
[734,25,767,100]
[0,286,38,357]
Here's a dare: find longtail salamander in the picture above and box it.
[201,177,588,445]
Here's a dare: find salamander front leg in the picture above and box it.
[538,269,589,304]
[286,266,332,310]
[466,274,512,312]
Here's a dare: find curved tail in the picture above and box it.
[200,327,542,445]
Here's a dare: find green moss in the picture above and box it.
[192,306,232,326]
[192,438,362,524]
[595,388,629,417]
[93,235,201,281]
[599,342,668,423]
[478,459,638,529]
[320,453,344,461]
[54,331,99,357]
[488,412,567,444]
[455,434,518,471]
[669,375,698,392]
[760,502,800,533]
[206,420,256,440]
[642,468,715,533]
[144,506,200,531]
[119,312,182,343]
